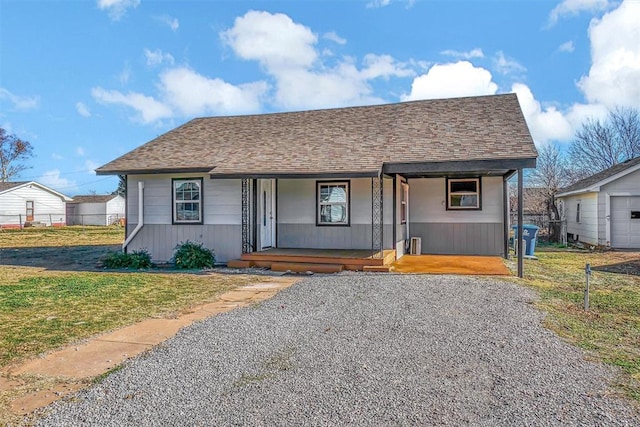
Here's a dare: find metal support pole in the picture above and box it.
[584,263,591,311]
[371,176,383,259]
[517,168,524,278]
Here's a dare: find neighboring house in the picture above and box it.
[96,94,537,270]
[556,157,640,249]
[0,181,71,228]
[66,194,126,226]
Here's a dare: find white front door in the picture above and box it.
[260,179,276,249]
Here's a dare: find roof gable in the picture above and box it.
[69,194,121,204]
[0,181,72,201]
[557,156,640,198]
[96,94,537,177]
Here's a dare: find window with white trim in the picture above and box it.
[447,178,481,210]
[173,178,202,223]
[317,181,349,225]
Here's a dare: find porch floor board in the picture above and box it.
[389,255,510,275]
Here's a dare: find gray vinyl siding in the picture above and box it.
[126,174,241,262]
[407,176,505,256]
[410,223,504,255]
[277,177,394,250]
[126,224,241,263]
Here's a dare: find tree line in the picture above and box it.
[527,107,640,225]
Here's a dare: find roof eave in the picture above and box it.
[209,171,380,179]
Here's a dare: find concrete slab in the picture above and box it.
[390,255,511,275]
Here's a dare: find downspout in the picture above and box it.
[122,181,144,252]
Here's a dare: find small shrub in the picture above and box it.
[103,249,153,269]
[173,241,215,269]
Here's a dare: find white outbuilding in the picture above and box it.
[0,181,71,228]
[556,157,640,249]
[66,194,126,226]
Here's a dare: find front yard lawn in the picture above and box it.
[518,250,640,402]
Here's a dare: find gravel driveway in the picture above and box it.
[36,274,639,426]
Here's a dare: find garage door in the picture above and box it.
[611,196,640,248]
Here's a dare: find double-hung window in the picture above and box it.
[447,178,481,210]
[317,181,349,225]
[173,178,203,224]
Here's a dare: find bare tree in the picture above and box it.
[0,127,34,182]
[529,143,572,220]
[568,107,640,180]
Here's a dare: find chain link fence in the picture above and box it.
[0,213,125,229]
[510,212,566,244]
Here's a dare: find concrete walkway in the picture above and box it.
[0,277,298,417]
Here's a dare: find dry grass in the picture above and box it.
[0,226,264,425]
[515,249,640,402]
[0,225,124,248]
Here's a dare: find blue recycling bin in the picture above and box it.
[512,224,540,256]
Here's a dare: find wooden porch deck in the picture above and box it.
[228,248,396,273]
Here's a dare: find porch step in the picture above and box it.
[363,265,391,273]
[270,262,344,274]
[227,260,254,269]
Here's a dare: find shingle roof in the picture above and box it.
[69,195,120,204]
[0,181,29,192]
[96,94,537,177]
[558,156,640,196]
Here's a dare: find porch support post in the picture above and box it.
[517,168,524,278]
[392,175,397,253]
[371,175,383,259]
[252,178,258,251]
[241,178,250,254]
[503,176,509,259]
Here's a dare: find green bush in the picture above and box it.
[103,249,153,269]
[172,241,215,269]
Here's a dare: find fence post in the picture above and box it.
[19,214,23,230]
[584,263,591,311]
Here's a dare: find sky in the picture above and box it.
[1,0,639,195]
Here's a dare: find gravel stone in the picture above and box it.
[35,275,640,426]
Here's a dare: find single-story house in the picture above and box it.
[556,156,640,249]
[0,181,71,228]
[66,194,126,226]
[96,94,537,276]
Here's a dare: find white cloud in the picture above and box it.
[221,11,318,72]
[512,83,573,144]
[402,61,498,101]
[440,48,484,59]
[577,0,640,109]
[38,169,77,193]
[76,102,91,117]
[119,64,131,85]
[548,0,610,26]
[360,54,414,80]
[0,88,39,111]
[157,14,179,31]
[158,67,267,116]
[84,159,100,174]
[221,10,414,110]
[51,153,64,160]
[97,0,140,21]
[367,0,391,7]
[91,87,173,124]
[558,41,575,53]
[144,48,175,67]
[323,31,346,45]
[76,146,85,156]
[493,51,527,75]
